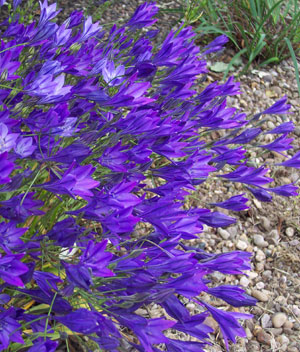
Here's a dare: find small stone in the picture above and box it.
[262,270,272,279]
[218,228,230,240]
[268,327,283,336]
[248,271,258,280]
[186,303,195,310]
[267,121,276,130]
[240,276,250,287]
[261,216,271,231]
[227,226,238,238]
[253,234,268,247]
[292,305,300,317]
[253,199,262,209]
[277,335,290,345]
[256,249,266,262]
[236,240,248,250]
[287,348,299,352]
[247,341,260,352]
[275,295,287,304]
[294,126,300,137]
[257,330,271,345]
[256,282,264,289]
[263,74,272,83]
[272,312,287,328]
[261,313,271,328]
[252,289,269,302]
[286,227,295,237]
[256,262,265,271]
[283,328,293,335]
[283,320,293,329]
[272,86,282,96]
[245,327,253,339]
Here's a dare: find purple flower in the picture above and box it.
[0,192,44,223]
[202,35,229,55]
[212,146,246,165]
[79,16,102,42]
[201,301,252,350]
[40,164,99,199]
[38,0,60,27]
[265,121,294,134]
[210,194,249,211]
[27,340,59,352]
[278,151,300,168]
[14,137,36,158]
[259,133,293,153]
[45,142,91,164]
[0,308,24,351]
[173,313,213,341]
[46,217,84,247]
[54,23,72,46]
[267,184,298,197]
[0,123,19,153]
[116,313,175,351]
[26,74,72,104]
[0,253,28,287]
[219,165,273,187]
[167,339,206,352]
[64,262,92,291]
[19,289,72,313]
[102,61,125,86]
[227,127,261,145]
[98,142,129,172]
[207,285,257,307]
[0,51,21,80]
[0,222,27,252]
[13,0,22,9]
[0,152,14,185]
[127,2,158,30]
[262,96,291,115]
[197,251,252,275]
[33,271,63,297]
[197,211,236,227]
[80,240,114,277]
[56,309,101,334]
[246,186,272,202]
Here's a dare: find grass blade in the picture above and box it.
[284,37,300,96]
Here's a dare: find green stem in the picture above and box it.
[44,292,58,341]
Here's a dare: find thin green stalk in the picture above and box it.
[284,37,300,96]
[44,292,58,341]
[0,42,29,55]
[20,167,44,205]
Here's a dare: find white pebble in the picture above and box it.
[256,249,266,262]
[285,227,294,237]
[256,282,265,289]
[252,289,269,302]
[272,312,287,328]
[240,276,250,287]
[236,240,248,250]
[218,228,230,240]
[253,234,268,247]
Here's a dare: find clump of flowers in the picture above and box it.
[0,1,299,351]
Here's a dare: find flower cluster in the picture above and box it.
[0,1,299,351]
